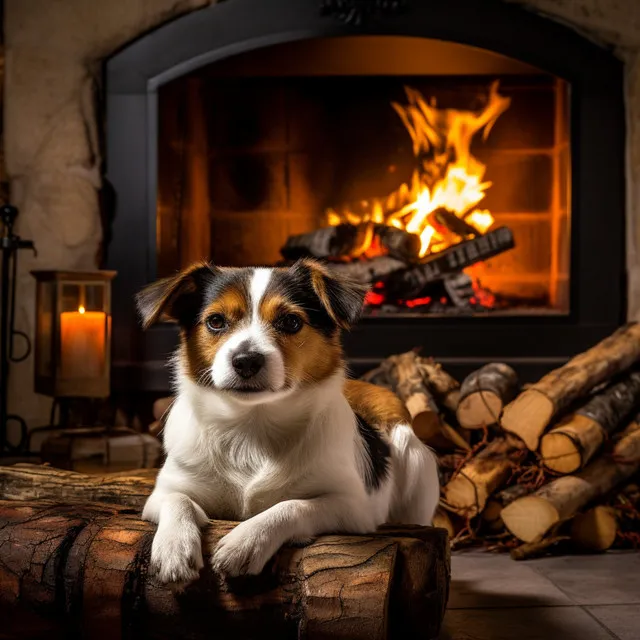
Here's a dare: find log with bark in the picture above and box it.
[281,223,421,262]
[540,370,640,473]
[0,500,449,640]
[570,506,618,552]
[501,323,640,450]
[482,484,531,532]
[418,358,461,414]
[385,226,515,299]
[327,255,407,284]
[0,463,157,508]
[456,363,519,429]
[382,351,468,451]
[442,437,523,517]
[501,422,640,543]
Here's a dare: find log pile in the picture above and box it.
[364,323,640,559]
[0,468,450,640]
[280,222,515,311]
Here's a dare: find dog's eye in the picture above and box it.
[276,313,303,334]
[206,314,227,332]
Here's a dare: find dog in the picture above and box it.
[136,259,439,585]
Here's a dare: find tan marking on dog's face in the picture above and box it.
[183,282,250,383]
[259,291,342,387]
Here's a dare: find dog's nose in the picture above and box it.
[231,351,266,379]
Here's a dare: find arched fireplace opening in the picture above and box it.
[105,0,625,389]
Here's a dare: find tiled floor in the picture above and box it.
[441,550,640,640]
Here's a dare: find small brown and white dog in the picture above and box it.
[137,259,439,585]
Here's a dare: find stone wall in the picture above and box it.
[3,0,213,440]
[3,0,639,438]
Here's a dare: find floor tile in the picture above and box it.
[586,605,640,640]
[448,551,573,609]
[440,606,615,640]
[528,552,640,605]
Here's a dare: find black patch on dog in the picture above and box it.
[355,413,391,492]
[269,267,338,336]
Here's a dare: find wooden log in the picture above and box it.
[442,437,521,517]
[382,352,468,451]
[281,224,361,260]
[0,500,449,640]
[501,422,640,543]
[540,371,640,473]
[382,352,441,439]
[281,223,421,262]
[571,506,618,551]
[0,463,157,508]
[418,357,461,414]
[501,323,640,450]
[327,255,407,285]
[510,535,571,561]
[457,363,519,429]
[385,226,515,299]
[482,484,531,532]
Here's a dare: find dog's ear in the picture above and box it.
[136,262,218,329]
[294,259,369,330]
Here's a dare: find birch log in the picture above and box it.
[540,371,640,473]
[456,363,519,429]
[502,422,640,543]
[501,323,640,450]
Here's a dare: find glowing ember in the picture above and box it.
[326,81,511,259]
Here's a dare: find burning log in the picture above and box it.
[540,371,640,474]
[327,255,406,285]
[442,437,522,517]
[0,500,450,640]
[501,421,640,543]
[385,226,515,299]
[281,223,421,262]
[501,323,640,450]
[456,363,519,430]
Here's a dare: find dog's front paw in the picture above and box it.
[150,522,204,587]
[211,520,281,577]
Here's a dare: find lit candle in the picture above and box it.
[60,306,106,378]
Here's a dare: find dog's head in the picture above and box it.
[136,260,367,403]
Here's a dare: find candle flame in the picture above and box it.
[78,306,86,314]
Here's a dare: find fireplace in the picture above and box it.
[105,0,626,390]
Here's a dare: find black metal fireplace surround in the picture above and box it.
[105,0,625,391]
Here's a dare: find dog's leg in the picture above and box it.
[211,495,370,577]
[143,491,209,587]
[388,423,440,526]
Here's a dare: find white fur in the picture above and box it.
[210,268,286,394]
[143,364,439,585]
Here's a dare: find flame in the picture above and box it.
[326,81,510,258]
[78,305,86,314]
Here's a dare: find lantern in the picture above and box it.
[31,271,116,398]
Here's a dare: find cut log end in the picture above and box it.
[571,506,617,552]
[501,389,555,450]
[540,415,604,474]
[457,390,502,430]
[501,496,560,544]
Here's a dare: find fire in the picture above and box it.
[326,81,511,258]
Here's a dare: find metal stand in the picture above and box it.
[0,204,36,456]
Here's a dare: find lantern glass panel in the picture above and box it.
[36,280,54,378]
